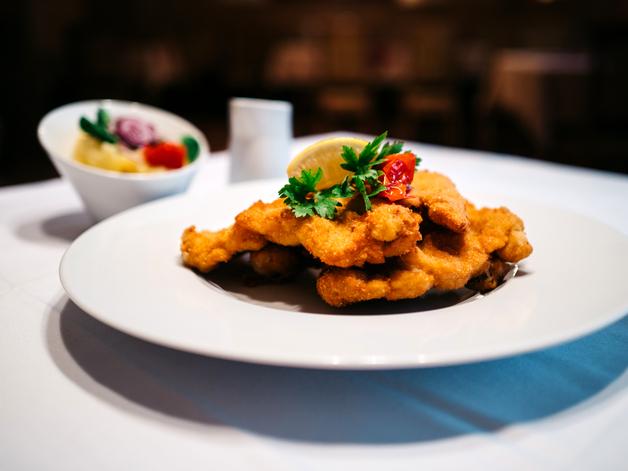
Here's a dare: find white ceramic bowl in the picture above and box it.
[38,99,209,221]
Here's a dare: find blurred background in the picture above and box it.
[1,0,628,186]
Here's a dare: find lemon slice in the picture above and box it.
[287,137,368,189]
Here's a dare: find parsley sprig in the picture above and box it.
[279,168,353,218]
[279,132,413,219]
[340,131,406,210]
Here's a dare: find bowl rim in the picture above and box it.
[37,99,209,181]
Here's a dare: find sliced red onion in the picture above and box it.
[115,118,156,148]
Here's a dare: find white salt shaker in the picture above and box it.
[228,98,293,182]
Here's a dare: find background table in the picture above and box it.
[1,134,627,470]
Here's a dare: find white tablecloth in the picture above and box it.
[1,134,627,470]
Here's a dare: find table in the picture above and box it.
[1,134,627,470]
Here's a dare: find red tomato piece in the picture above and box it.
[143,142,186,169]
[379,152,416,201]
[381,182,407,201]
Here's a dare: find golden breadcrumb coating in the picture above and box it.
[181,170,533,308]
[235,199,302,247]
[466,258,512,293]
[402,170,470,233]
[249,245,304,277]
[316,205,532,307]
[180,225,266,273]
[466,203,533,262]
[296,201,422,267]
[181,199,422,271]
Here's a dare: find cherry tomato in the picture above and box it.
[381,182,407,201]
[143,142,186,169]
[379,152,416,201]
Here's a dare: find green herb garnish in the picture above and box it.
[80,108,117,144]
[339,132,391,210]
[181,135,200,162]
[279,132,414,219]
[96,108,110,128]
[279,168,353,218]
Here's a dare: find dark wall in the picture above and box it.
[2,0,628,186]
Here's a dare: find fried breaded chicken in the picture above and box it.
[466,204,533,262]
[181,198,422,272]
[316,205,532,307]
[181,224,267,273]
[466,257,513,293]
[296,201,422,267]
[402,170,469,233]
[235,199,302,247]
[249,245,304,278]
[182,166,533,308]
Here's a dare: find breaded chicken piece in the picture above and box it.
[297,201,422,267]
[249,245,304,278]
[181,199,422,272]
[316,205,532,307]
[235,199,302,247]
[466,203,533,262]
[402,170,470,233]
[181,224,267,273]
[466,257,513,293]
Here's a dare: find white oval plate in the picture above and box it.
[60,180,628,369]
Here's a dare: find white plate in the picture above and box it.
[60,180,628,369]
